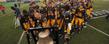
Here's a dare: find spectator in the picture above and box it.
[11,4,21,17]
[10,4,22,29]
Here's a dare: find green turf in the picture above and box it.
[90,17,109,34]
[94,0,109,10]
[0,13,22,44]
[0,2,24,44]
[70,26,109,44]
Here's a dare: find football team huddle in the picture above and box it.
[12,0,94,44]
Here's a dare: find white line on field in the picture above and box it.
[17,31,25,44]
[91,15,106,19]
[86,24,109,37]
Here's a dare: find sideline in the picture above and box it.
[17,31,26,44]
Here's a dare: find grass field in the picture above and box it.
[0,0,109,44]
